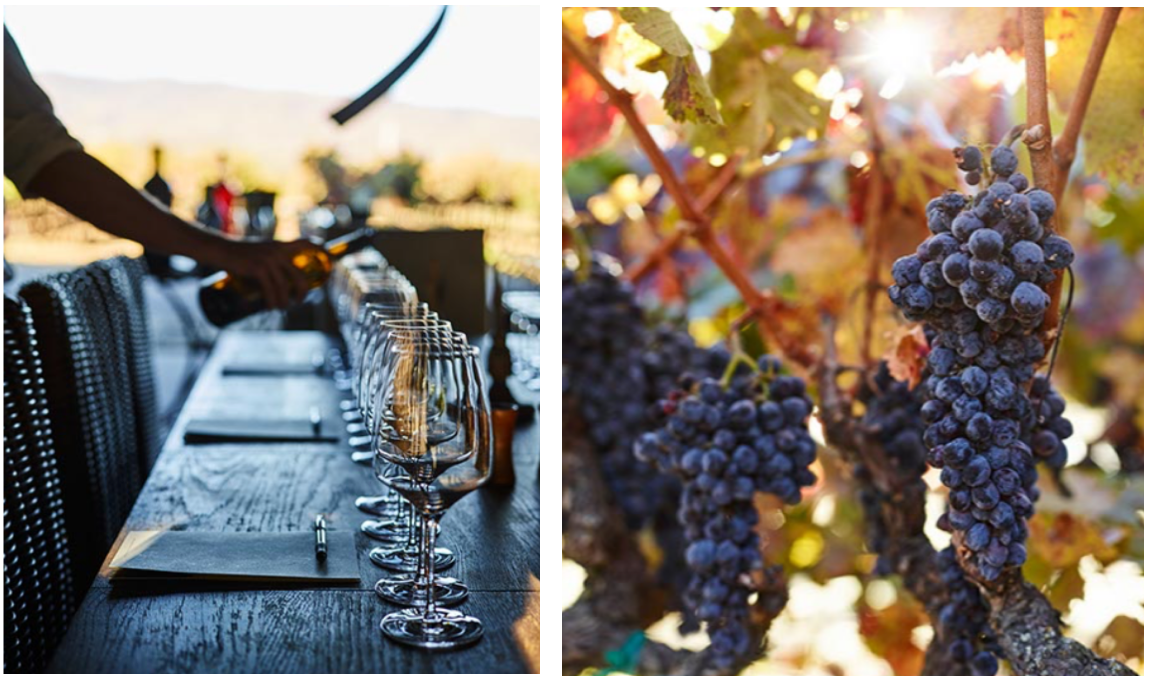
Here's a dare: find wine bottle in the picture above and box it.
[143,145,173,207]
[143,146,175,277]
[487,272,516,406]
[198,228,376,327]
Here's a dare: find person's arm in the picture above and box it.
[26,149,319,309]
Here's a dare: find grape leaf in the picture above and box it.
[637,52,722,126]
[1028,511,1127,569]
[1048,7,1144,186]
[1044,566,1086,612]
[1096,616,1144,660]
[693,8,829,156]
[858,594,928,677]
[769,215,865,316]
[562,58,620,166]
[620,8,723,125]
[915,8,1023,65]
[884,325,930,388]
[618,7,692,57]
[1095,190,1145,254]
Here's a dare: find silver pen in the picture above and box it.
[310,406,322,439]
[314,514,327,562]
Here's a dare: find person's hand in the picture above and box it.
[215,239,325,310]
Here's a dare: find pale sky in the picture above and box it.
[4,5,540,119]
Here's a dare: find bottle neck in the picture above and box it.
[325,228,376,258]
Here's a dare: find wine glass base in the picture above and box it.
[355,495,401,516]
[375,577,468,607]
[360,519,408,542]
[350,450,373,465]
[369,546,454,573]
[380,609,483,650]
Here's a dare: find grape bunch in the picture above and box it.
[889,144,1071,334]
[889,141,1075,581]
[562,257,681,526]
[635,354,818,672]
[1027,374,1074,474]
[860,361,930,476]
[856,361,930,574]
[641,321,726,407]
[935,547,1002,675]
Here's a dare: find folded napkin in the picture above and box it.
[221,361,323,376]
[109,530,359,583]
[184,417,339,444]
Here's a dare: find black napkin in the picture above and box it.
[221,361,323,376]
[184,417,339,444]
[109,530,359,583]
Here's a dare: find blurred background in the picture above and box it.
[5,5,540,442]
[562,7,1142,675]
[4,5,539,274]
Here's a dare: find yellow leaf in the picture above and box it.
[769,215,865,315]
[1048,8,1145,185]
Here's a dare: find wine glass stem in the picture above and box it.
[420,513,442,624]
[405,503,418,548]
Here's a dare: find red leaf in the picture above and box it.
[562,60,619,166]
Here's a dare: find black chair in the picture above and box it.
[19,270,142,591]
[4,296,77,672]
[91,257,160,475]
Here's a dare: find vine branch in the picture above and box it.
[1024,7,1120,353]
[859,81,886,370]
[1020,8,1066,353]
[1052,7,1122,192]
[624,155,740,283]
[562,26,816,369]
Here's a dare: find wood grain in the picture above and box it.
[50,331,540,673]
[49,590,540,673]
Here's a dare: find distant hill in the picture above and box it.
[36,73,540,169]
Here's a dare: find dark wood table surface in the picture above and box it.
[48,331,540,673]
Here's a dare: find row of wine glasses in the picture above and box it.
[330,250,493,649]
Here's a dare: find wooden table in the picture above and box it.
[48,331,540,673]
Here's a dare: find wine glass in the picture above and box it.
[355,308,441,539]
[375,337,491,648]
[365,324,463,572]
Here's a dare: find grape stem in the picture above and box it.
[561,26,817,370]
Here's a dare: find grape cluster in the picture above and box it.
[936,547,1002,675]
[641,321,725,406]
[635,354,817,671]
[856,361,930,574]
[860,361,930,476]
[890,141,1075,581]
[562,257,681,526]
[1027,374,1074,474]
[889,144,1071,334]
